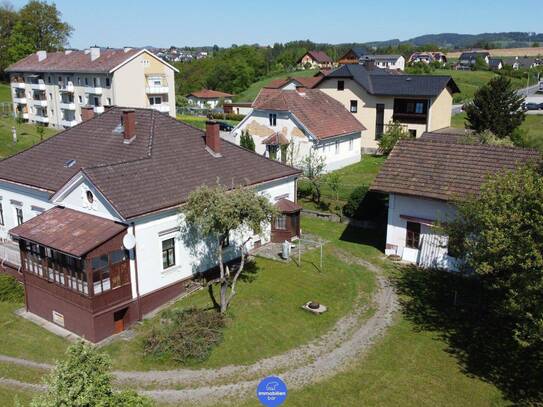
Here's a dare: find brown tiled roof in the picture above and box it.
[299,51,333,63]
[264,76,322,90]
[5,48,141,73]
[188,89,234,99]
[275,198,301,213]
[9,207,127,257]
[252,88,365,140]
[262,133,290,145]
[370,139,541,201]
[0,108,300,219]
[420,128,472,144]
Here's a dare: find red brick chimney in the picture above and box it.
[205,120,221,156]
[122,109,136,143]
[81,106,95,122]
[295,85,306,95]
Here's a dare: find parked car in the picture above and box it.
[218,121,234,131]
[525,102,541,111]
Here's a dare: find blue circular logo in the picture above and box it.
[257,376,287,407]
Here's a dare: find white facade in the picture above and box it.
[385,193,459,270]
[9,49,177,129]
[231,109,361,172]
[187,96,233,109]
[0,173,297,299]
[360,56,405,70]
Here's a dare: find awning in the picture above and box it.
[275,198,302,214]
[10,206,127,258]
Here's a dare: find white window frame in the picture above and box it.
[335,140,339,154]
[349,138,354,151]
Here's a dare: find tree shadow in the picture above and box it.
[393,266,543,405]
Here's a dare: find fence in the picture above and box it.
[0,102,13,117]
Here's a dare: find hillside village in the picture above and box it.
[0,1,543,406]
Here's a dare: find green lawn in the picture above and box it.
[234,69,319,102]
[452,112,543,151]
[0,116,58,159]
[299,155,386,212]
[103,232,376,370]
[176,114,240,130]
[431,69,527,103]
[0,83,10,103]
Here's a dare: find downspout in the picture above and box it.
[131,222,142,321]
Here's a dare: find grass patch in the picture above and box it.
[0,83,10,103]
[0,274,24,302]
[234,69,318,102]
[0,385,36,406]
[430,69,527,103]
[0,116,58,159]
[452,112,543,151]
[0,361,47,384]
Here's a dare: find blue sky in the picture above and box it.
[10,0,543,48]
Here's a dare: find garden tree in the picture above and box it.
[325,171,342,210]
[6,0,72,65]
[184,185,276,313]
[32,341,151,406]
[0,1,17,76]
[445,166,543,347]
[473,55,488,71]
[36,123,45,141]
[300,149,326,203]
[464,75,525,139]
[378,121,411,155]
[461,129,515,147]
[239,129,255,151]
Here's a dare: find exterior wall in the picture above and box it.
[231,109,360,171]
[428,88,453,131]
[131,177,296,297]
[372,57,405,70]
[298,54,332,70]
[0,181,52,241]
[187,96,233,109]
[386,193,458,269]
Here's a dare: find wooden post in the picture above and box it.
[320,240,323,271]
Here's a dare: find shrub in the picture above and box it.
[378,121,411,155]
[0,274,24,303]
[207,112,245,121]
[297,180,313,199]
[144,307,226,363]
[240,129,255,151]
[343,186,368,218]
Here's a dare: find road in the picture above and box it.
[452,84,542,115]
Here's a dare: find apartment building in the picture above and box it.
[6,47,178,129]
[316,64,459,152]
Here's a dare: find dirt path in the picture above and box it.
[0,249,398,405]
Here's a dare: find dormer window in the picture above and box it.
[86,190,94,204]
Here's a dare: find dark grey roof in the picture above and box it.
[488,58,503,68]
[459,51,490,61]
[325,64,459,96]
[360,54,403,62]
[350,47,368,58]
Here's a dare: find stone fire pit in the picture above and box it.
[302,301,328,315]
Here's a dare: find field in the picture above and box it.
[447,47,543,58]
[0,116,58,158]
[234,69,318,102]
[431,69,527,103]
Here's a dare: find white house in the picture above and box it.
[230,87,366,172]
[370,134,540,270]
[187,89,234,109]
[0,107,301,342]
[359,55,405,71]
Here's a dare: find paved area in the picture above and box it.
[251,234,325,263]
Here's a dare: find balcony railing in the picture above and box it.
[93,105,105,114]
[392,112,428,125]
[32,99,48,107]
[59,81,74,93]
[30,80,46,90]
[61,119,78,127]
[151,104,170,113]
[13,97,27,104]
[12,82,26,89]
[85,86,103,95]
[146,85,169,94]
[35,116,49,123]
[60,101,76,110]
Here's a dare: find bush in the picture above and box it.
[207,112,245,121]
[343,186,368,218]
[297,179,314,200]
[0,274,24,303]
[378,121,412,155]
[144,307,226,363]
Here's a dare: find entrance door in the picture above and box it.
[375,103,385,139]
[113,308,128,333]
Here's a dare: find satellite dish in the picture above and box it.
[123,232,136,250]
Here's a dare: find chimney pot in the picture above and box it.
[37,50,47,62]
[122,109,136,143]
[81,105,95,122]
[205,120,221,156]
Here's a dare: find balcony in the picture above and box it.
[34,116,49,124]
[146,85,169,94]
[13,97,27,104]
[93,105,105,114]
[12,82,26,89]
[59,82,75,93]
[61,119,78,127]
[151,104,170,113]
[60,101,76,110]
[30,81,46,90]
[391,112,428,125]
[33,99,48,107]
[85,87,103,95]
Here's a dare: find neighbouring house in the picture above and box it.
[297,51,334,70]
[230,87,365,171]
[0,107,301,342]
[488,58,504,70]
[316,63,459,152]
[186,89,234,109]
[223,102,252,116]
[359,55,405,71]
[408,52,447,65]
[338,47,368,64]
[6,47,177,128]
[370,135,540,270]
[263,75,323,90]
[457,51,490,69]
